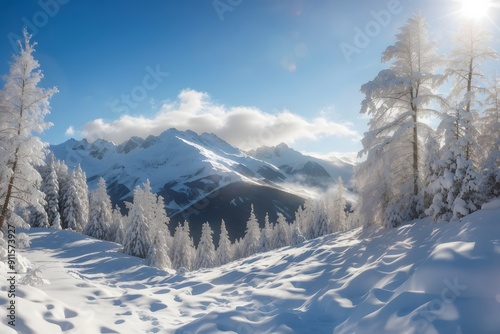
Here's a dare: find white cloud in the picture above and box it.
[65,126,75,136]
[80,89,359,150]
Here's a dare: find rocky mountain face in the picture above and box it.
[51,129,354,242]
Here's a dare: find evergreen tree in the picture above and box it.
[28,204,49,228]
[123,203,150,259]
[260,213,274,252]
[242,205,261,257]
[51,211,62,230]
[60,167,89,233]
[273,213,291,249]
[194,222,216,270]
[478,76,500,198]
[0,30,57,229]
[356,14,443,227]
[40,154,59,226]
[332,177,348,231]
[215,219,232,266]
[109,206,125,244]
[171,221,195,271]
[84,178,112,240]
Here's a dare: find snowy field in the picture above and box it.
[1,200,500,333]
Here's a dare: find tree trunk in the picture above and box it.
[0,148,19,230]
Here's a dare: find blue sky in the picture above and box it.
[1,0,499,156]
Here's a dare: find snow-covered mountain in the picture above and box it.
[50,129,354,242]
[247,143,354,188]
[4,199,500,333]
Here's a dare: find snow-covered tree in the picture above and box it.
[0,30,57,230]
[123,203,151,259]
[194,222,216,270]
[109,206,125,244]
[147,224,172,270]
[84,178,112,240]
[40,154,59,226]
[215,219,232,266]
[132,180,172,269]
[51,211,62,230]
[331,177,348,231]
[241,205,261,257]
[356,14,443,227]
[28,204,49,228]
[290,220,306,245]
[297,200,315,239]
[58,165,89,232]
[171,221,195,271]
[446,21,498,163]
[478,76,500,198]
[426,110,482,221]
[260,213,274,252]
[273,213,291,249]
[73,165,89,228]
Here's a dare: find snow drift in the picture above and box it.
[1,201,499,333]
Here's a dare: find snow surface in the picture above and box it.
[2,206,500,333]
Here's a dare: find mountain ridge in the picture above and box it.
[50,129,355,241]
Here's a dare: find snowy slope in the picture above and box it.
[2,201,500,333]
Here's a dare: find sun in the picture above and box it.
[460,0,491,19]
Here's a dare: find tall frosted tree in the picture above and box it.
[260,213,274,252]
[134,180,172,268]
[0,30,57,229]
[273,213,291,249]
[241,205,261,257]
[194,222,216,270]
[478,76,500,198]
[109,206,125,244]
[40,154,59,226]
[123,203,151,259]
[356,14,443,227]
[61,166,89,232]
[427,21,497,220]
[446,21,498,163]
[171,221,195,271]
[331,177,348,231]
[84,178,112,240]
[215,219,232,266]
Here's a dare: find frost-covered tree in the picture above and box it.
[260,213,274,252]
[109,206,125,244]
[123,203,150,259]
[40,154,59,226]
[273,213,291,249]
[59,166,89,232]
[84,178,112,240]
[478,76,500,198]
[356,14,443,227]
[0,30,57,230]
[28,203,48,228]
[331,177,348,231]
[73,165,89,227]
[51,211,62,230]
[134,180,172,268]
[215,219,232,266]
[290,221,306,245]
[297,200,315,239]
[194,222,216,270]
[241,205,261,257]
[426,110,482,221]
[171,221,195,271]
[446,21,498,162]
